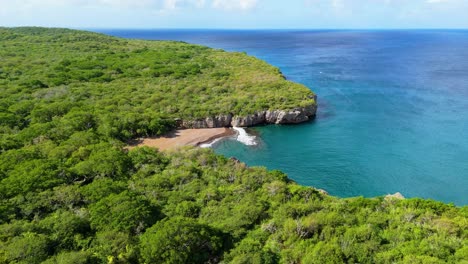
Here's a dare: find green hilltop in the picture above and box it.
[0,28,466,264]
[0,27,315,140]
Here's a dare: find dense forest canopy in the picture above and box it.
[0,27,314,142]
[0,28,466,263]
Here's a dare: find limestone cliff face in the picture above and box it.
[179,99,317,129]
[230,111,266,127]
[180,114,232,129]
[265,104,317,124]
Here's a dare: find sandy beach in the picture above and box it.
[128,128,235,151]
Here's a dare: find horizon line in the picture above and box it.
[83,27,468,31]
[2,25,468,31]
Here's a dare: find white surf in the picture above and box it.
[232,127,257,146]
[199,137,223,148]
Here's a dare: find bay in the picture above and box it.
[96,29,468,205]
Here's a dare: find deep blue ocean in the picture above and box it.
[96,29,468,205]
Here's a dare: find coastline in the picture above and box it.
[127,104,317,151]
[128,127,235,151]
[179,102,317,129]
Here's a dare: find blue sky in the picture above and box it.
[1,0,467,29]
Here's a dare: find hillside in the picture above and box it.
[0,28,466,263]
[0,27,315,142]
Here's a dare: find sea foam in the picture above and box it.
[233,127,257,146]
[199,137,223,148]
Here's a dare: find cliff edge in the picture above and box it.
[180,97,317,128]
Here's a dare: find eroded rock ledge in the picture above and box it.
[179,101,317,129]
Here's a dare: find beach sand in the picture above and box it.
[128,128,235,151]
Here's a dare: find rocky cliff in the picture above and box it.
[179,98,317,129]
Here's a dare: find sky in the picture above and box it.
[0,0,467,29]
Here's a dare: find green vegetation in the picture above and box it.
[0,147,466,263]
[0,27,466,263]
[0,27,314,143]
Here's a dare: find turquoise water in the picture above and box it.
[99,30,468,205]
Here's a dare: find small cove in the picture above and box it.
[98,29,468,205]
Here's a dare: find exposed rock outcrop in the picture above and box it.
[179,100,317,129]
[317,189,329,196]
[180,114,233,129]
[385,192,405,201]
[231,111,266,127]
[266,104,317,124]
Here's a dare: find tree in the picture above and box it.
[89,191,156,234]
[0,159,61,198]
[3,232,51,264]
[90,231,137,264]
[140,217,223,263]
[38,210,91,251]
[70,143,130,181]
[41,251,97,264]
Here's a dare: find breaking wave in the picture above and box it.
[232,127,257,146]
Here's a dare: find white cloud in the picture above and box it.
[0,0,159,10]
[427,0,449,3]
[331,0,344,9]
[0,0,211,13]
[212,0,258,11]
[0,0,257,12]
[163,0,180,9]
[0,0,262,16]
[163,0,206,10]
[193,0,206,8]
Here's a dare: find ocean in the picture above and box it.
[95,29,468,205]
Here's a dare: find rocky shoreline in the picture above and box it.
[178,99,317,129]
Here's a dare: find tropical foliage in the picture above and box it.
[0,28,466,263]
[0,147,466,263]
[0,27,314,143]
